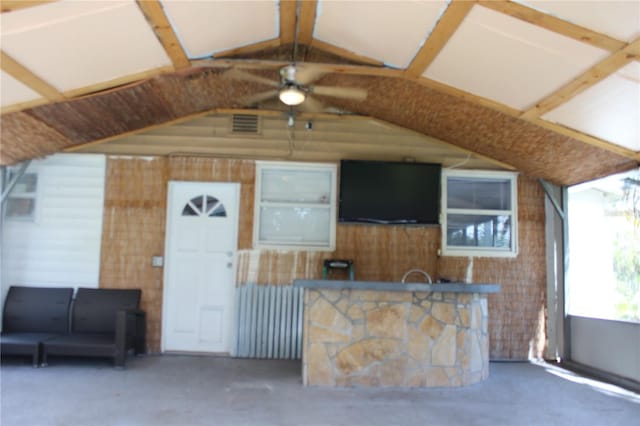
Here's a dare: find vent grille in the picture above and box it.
[232,114,260,134]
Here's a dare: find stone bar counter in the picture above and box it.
[293,280,500,388]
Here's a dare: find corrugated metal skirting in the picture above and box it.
[234,284,304,359]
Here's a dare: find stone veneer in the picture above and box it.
[302,289,489,387]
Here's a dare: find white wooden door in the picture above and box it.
[163,181,240,354]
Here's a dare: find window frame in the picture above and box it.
[5,171,39,222]
[253,161,337,251]
[441,169,518,258]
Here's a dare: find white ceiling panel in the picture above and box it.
[161,0,279,59]
[543,61,640,151]
[423,5,610,110]
[314,0,448,68]
[0,0,171,93]
[0,71,41,108]
[521,0,640,42]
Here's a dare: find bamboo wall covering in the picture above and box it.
[99,156,546,359]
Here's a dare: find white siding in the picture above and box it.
[1,154,106,304]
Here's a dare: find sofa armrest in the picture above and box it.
[115,309,146,367]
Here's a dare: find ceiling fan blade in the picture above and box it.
[224,68,280,88]
[312,85,367,101]
[293,64,327,85]
[298,96,326,113]
[239,90,279,106]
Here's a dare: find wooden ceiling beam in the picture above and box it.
[522,37,640,120]
[279,0,297,45]
[0,50,64,101]
[297,0,317,45]
[531,118,640,161]
[214,39,282,59]
[136,0,191,70]
[192,58,401,78]
[479,1,626,52]
[309,39,384,67]
[405,0,475,78]
[0,0,56,13]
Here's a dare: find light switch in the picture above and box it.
[151,256,164,267]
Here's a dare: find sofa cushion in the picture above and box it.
[3,286,73,334]
[42,333,119,358]
[72,288,141,334]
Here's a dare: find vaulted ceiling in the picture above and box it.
[1,0,638,185]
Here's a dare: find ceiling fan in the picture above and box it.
[218,2,367,113]
[223,63,367,112]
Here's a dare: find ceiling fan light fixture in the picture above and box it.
[279,85,305,106]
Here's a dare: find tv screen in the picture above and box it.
[339,160,441,225]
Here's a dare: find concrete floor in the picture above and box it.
[1,355,638,426]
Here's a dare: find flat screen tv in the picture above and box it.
[339,160,441,225]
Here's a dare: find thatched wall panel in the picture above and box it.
[27,80,177,146]
[314,74,637,186]
[100,157,168,352]
[153,67,277,118]
[0,111,72,164]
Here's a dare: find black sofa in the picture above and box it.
[42,288,146,367]
[1,286,74,367]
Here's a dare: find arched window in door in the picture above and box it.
[182,195,227,217]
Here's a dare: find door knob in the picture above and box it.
[227,262,233,268]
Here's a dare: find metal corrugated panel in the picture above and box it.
[235,284,303,360]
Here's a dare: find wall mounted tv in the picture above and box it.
[339,160,441,225]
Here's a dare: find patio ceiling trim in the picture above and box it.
[135,0,191,70]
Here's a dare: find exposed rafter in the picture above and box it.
[215,39,282,59]
[0,0,57,13]
[532,118,640,161]
[309,39,384,67]
[522,37,640,120]
[136,0,190,70]
[0,50,64,101]
[279,0,297,45]
[478,0,626,53]
[297,0,317,46]
[62,66,174,99]
[404,0,475,78]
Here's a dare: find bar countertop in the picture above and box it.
[293,279,500,294]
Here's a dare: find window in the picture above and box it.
[6,172,38,221]
[254,161,337,250]
[567,168,640,323]
[442,169,518,257]
[182,195,227,217]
